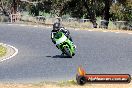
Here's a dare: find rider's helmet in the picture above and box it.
[53,22,60,31]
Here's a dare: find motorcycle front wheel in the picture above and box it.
[63,46,72,58]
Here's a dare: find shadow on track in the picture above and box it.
[46,55,71,58]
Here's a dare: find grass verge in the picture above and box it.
[0,45,7,57]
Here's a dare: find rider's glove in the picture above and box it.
[59,27,70,35]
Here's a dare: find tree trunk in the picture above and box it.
[82,0,97,28]
[100,0,110,29]
[11,0,17,14]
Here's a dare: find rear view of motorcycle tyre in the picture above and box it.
[63,46,72,58]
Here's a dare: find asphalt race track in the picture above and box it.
[0,24,132,83]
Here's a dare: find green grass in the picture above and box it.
[30,80,77,87]
[57,80,77,87]
[0,45,7,57]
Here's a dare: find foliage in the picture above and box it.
[60,0,84,18]
[28,4,39,16]
[0,45,7,57]
[0,0,131,29]
[0,0,12,16]
[38,0,52,13]
[110,0,132,21]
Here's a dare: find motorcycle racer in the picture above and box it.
[51,20,76,55]
[51,22,73,44]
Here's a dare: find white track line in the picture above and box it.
[7,24,13,25]
[128,33,132,35]
[103,31,108,32]
[75,28,79,30]
[88,30,93,31]
[115,32,120,34]
[0,43,18,62]
[34,26,38,27]
[20,24,26,26]
[46,26,52,28]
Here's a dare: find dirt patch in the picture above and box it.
[0,82,131,88]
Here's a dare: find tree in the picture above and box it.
[99,0,111,29]
[50,0,69,17]
[0,0,12,16]
[59,0,98,28]
[38,0,52,13]
[110,0,132,21]
[60,0,84,18]
[82,0,97,28]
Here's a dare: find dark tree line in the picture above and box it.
[1,0,131,28]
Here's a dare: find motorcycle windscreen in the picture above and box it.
[55,34,67,45]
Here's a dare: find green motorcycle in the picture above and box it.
[53,31,75,58]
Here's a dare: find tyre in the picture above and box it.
[77,76,87,85]
[72,53,75,56]
[63,46,72,58]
